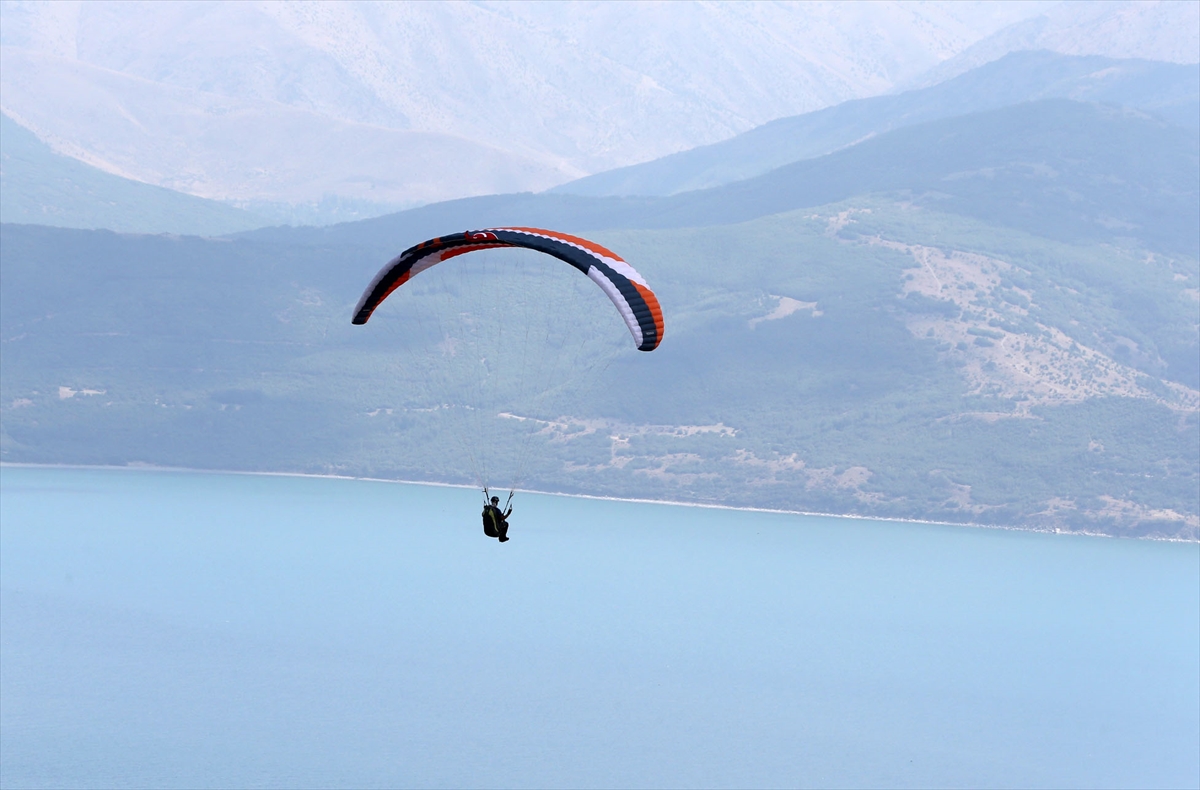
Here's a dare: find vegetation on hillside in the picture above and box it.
[3,196,1195,537]
[3,54,1196,538]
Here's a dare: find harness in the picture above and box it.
[482,486,514,511]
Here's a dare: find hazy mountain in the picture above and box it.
[252,99,1200,264]
[635,100,1200,258]
[553,51,1200,198]
[0,47,576,210]
[0,113,269,235]
[0,0,1052,211]
[3,2,1195,217]
[908,0,1200,88]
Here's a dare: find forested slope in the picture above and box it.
[3,197,1195,536]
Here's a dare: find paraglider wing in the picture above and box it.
[351,228,663,351]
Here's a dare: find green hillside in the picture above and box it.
[0,114,269,236]
[3,83,1196,538]
[554,51,1200,198]
[650,100,1199,257]
[3,196,1195,537]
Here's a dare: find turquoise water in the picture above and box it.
[1,466,1197,789]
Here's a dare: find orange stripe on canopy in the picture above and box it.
[377,269,412,303]
[503,227,625,262]
[632,281,664,348]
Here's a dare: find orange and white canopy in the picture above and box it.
[352,227,663,351]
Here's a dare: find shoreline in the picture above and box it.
[2,461,1192,543]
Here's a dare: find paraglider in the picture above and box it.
[482,493,512,542]
[353,227,663,540]
[353,227,663,351]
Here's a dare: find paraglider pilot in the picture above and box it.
[483,495,512,542]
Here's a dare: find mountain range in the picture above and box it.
[0,113,267,235]
[2,0,1196,216]
[907,0,1200,88]
[7,50,1197,238]
[3,44,1196,537]
[555,50,1199,197]
[248,96,1200,266]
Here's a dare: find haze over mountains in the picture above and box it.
[908,0,1200,87]
[556,50,1200,197]
[5,48,1197,235]
[246,89,1199,258]
[0,114,268,235]
[4,0,1195,220]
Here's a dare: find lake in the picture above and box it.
[1,466,1197,789]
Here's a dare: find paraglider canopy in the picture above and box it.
[352,227,663,351]
[350,226,664,501]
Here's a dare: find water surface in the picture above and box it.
[2,466,1197,788]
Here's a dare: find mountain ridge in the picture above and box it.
[552,51,1199,199]
[906,0,1200,89]
[0,113,270,235]
[10,0,1183,215]
[241,98,1200,263]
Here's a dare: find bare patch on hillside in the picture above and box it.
[501,413,737,482]
[501,413,736,442]
[1034,496,1199,538]
[510,416,887,500]
[876,239,1199,413]
[806,207,872,236]
[1093,496,1200,530]
[749,295,822,328]
[730,450,883,504]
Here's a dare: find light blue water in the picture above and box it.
[1,466,1197,789]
